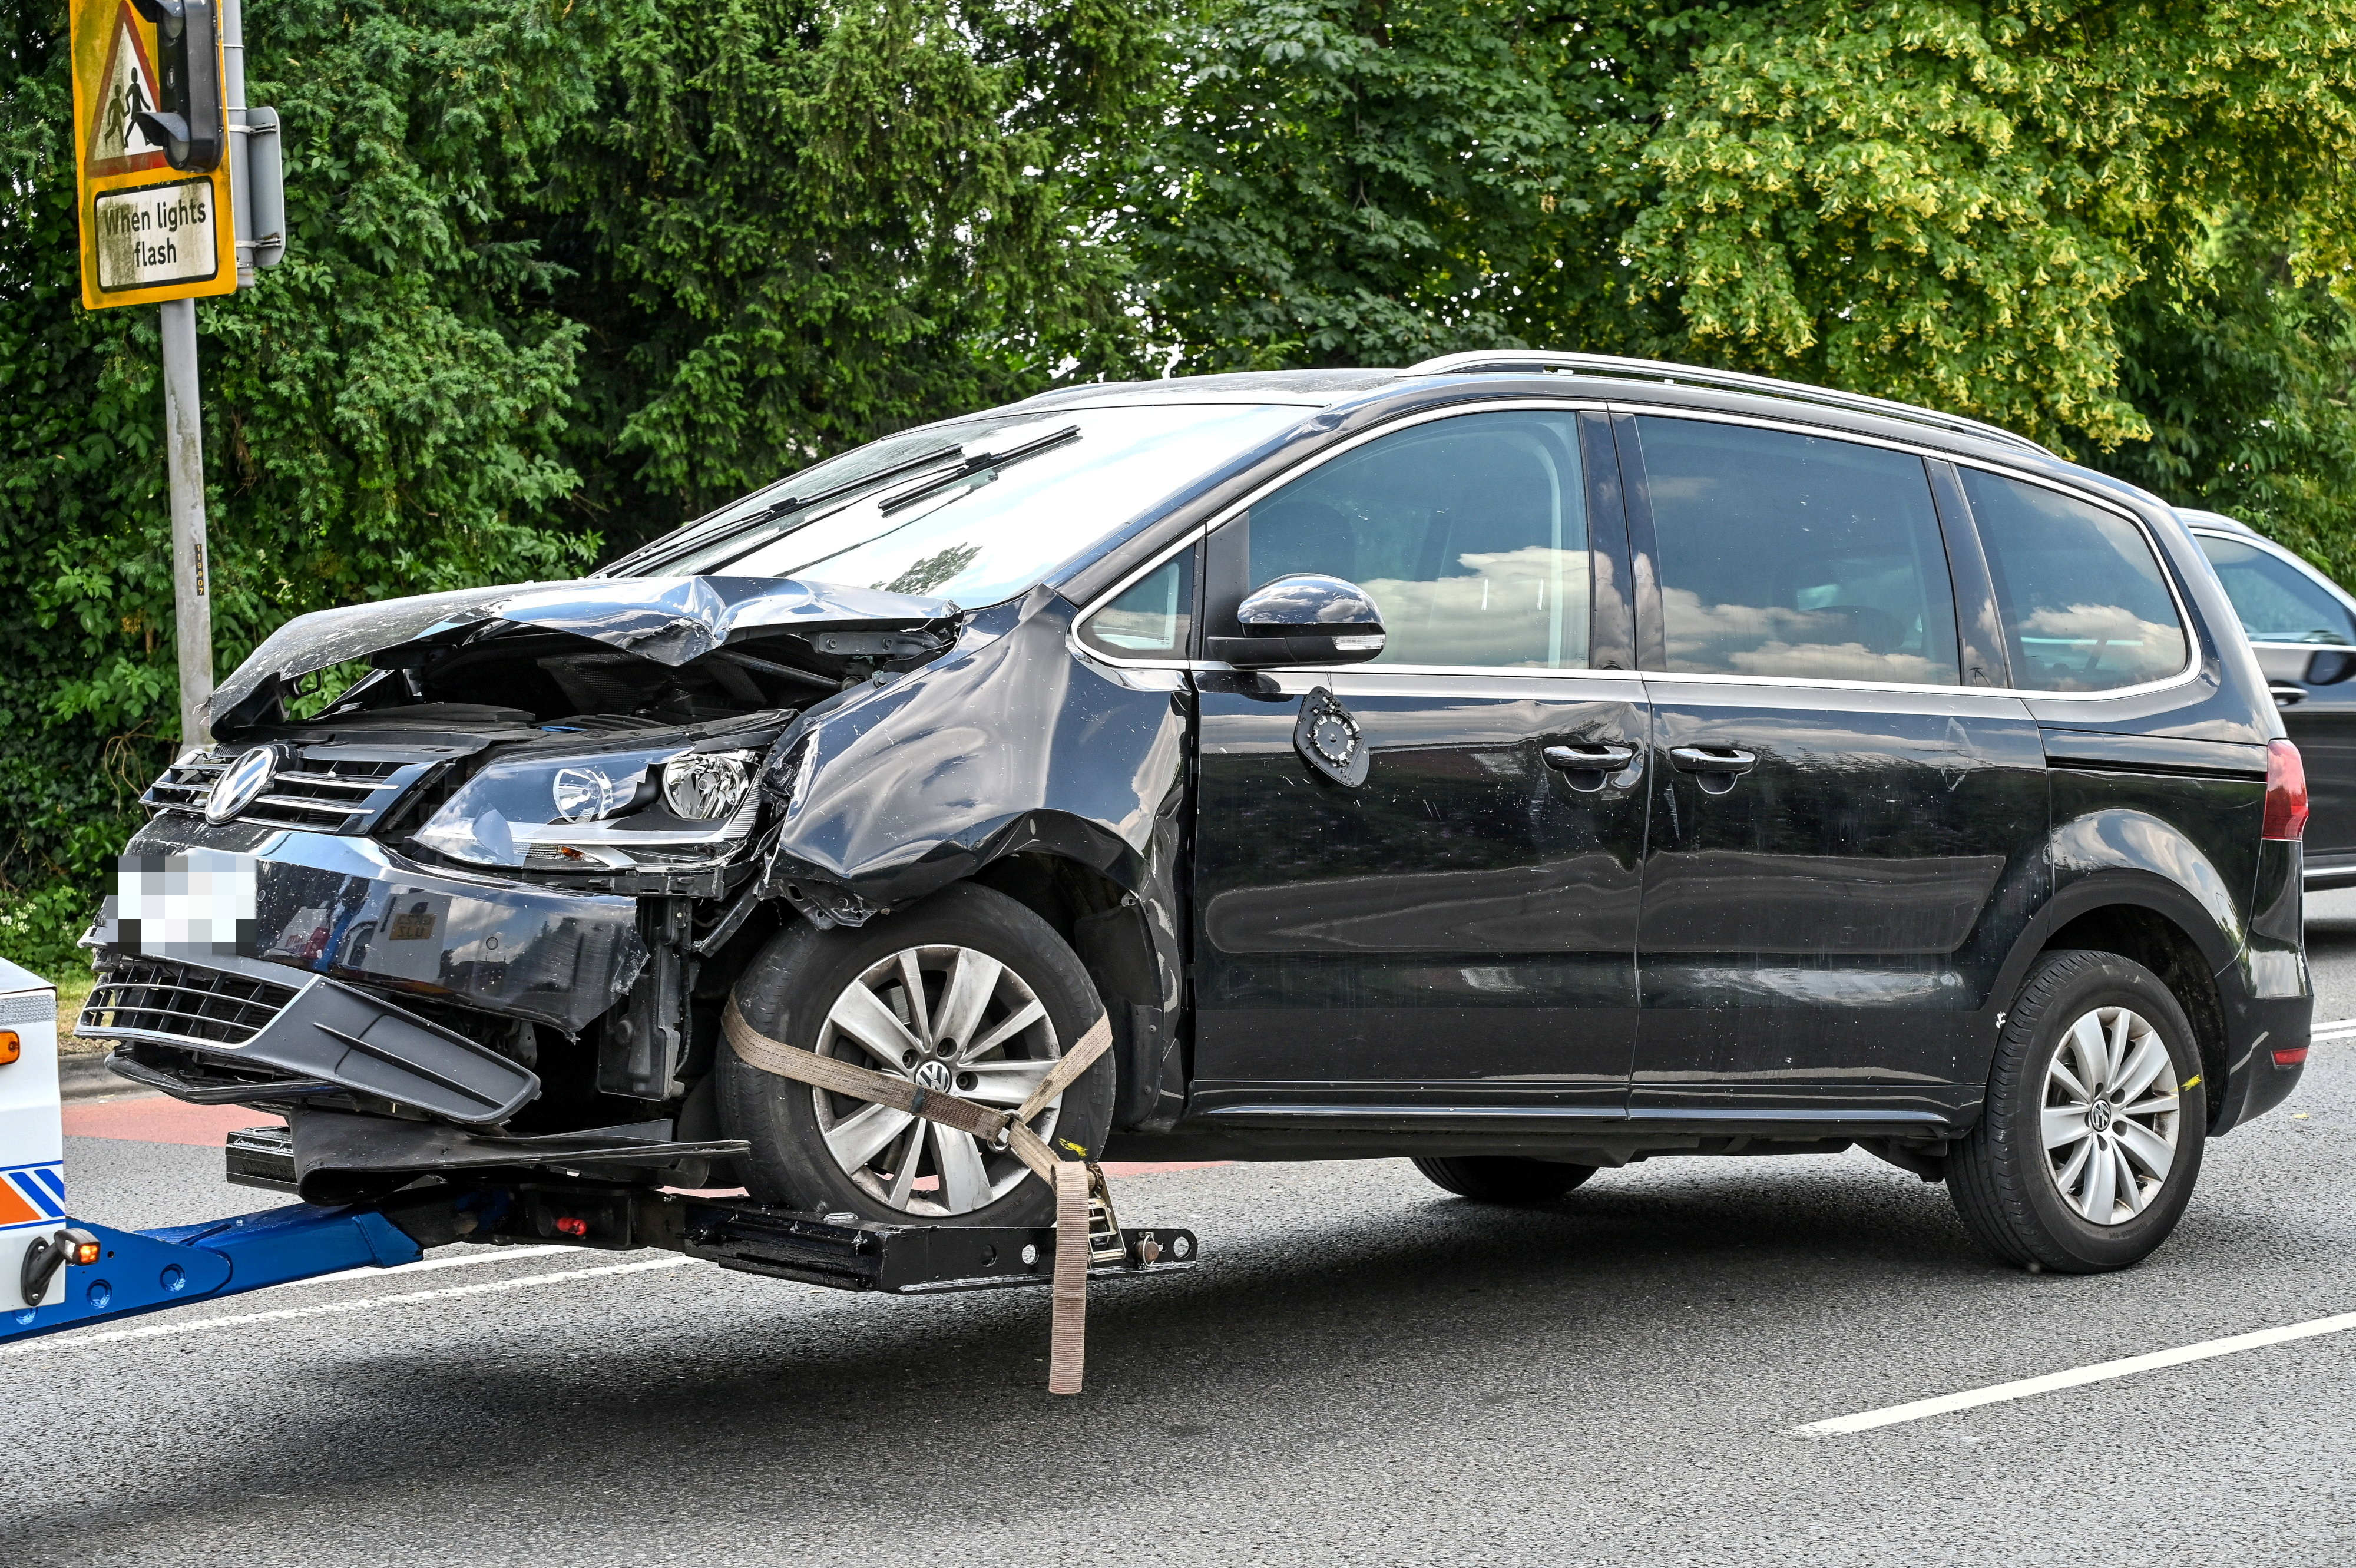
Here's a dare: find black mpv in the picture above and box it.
[86,351,2312,1274]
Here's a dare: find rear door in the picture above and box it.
[1188,407,1651,1121]
[1620,413,2049,1129]
[2192,528,2356,880]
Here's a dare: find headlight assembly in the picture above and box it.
[663,751,755,820]
[411,746,760,871]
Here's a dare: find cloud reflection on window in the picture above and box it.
[1662,588,1955,684]
[1364,547,1592,669]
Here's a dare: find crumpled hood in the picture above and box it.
[210,575,955,724]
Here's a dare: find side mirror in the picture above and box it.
[1206,574,1386,669]
[2307,649,2356,686]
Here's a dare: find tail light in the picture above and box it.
[2274,1046,2309,1067]
[2264,739,2309,842]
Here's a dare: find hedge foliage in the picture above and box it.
[4,0,2355,976]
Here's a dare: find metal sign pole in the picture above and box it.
[219,0,252,286]
[160,296,213,749]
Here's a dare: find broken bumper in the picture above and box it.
[88,954,540,1124]
[96,816,649,1036]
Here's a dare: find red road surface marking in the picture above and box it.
[63,1096,267,1147]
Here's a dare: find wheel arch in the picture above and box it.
[1992,866,2238,1131]
[2036,904,2229,1127]
[969,848,1186,1132]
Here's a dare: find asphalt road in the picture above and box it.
[9,905,2356,1568]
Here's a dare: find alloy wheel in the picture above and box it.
[2041,1005,2180,1226]
[810,944,1063,1216]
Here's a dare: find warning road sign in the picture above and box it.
[70,0,233,309]
[85,6,170,176]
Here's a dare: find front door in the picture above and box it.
[1189,407,1651,1119]
[1621,414,2049,1127]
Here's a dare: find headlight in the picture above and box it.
[663,752,754,820]
[411,746,759,870]
[554,764,641,823]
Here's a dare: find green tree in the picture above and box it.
[1133,0,2356,462]
[1121,0,1629,369]
[2111,214,2356,580]
[545,0,1167,550]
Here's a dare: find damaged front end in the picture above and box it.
[81,575,961,1200]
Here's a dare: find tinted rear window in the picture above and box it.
[1962,471,2188,692]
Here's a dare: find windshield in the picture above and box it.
[2196,533,2356,645]
[643,403,1306,604]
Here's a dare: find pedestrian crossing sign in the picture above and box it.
[68,0,236,310]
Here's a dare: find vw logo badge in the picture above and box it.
[912,1060,955,1093]
[206,745,281,824]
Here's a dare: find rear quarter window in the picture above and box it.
[1961,471,2189,693]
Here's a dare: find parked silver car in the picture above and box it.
[2184,510,2356,889]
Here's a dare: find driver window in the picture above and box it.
[1242,410,1591,669]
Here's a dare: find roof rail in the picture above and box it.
[1405,350,2056,459]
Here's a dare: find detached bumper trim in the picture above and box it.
[84,955,538,1124]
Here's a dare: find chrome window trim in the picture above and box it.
[1636,670,2027,701]
[1070,398,1609,672]
[1071,396,2206,703]
[1615,405,2203,703]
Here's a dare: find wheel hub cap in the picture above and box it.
[808,944,1064,1218]
[2040,1005,2179,1227]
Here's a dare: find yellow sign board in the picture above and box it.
[68,0,235,310]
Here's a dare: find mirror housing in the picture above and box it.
[1206,574,1386,669]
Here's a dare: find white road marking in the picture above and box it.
[3,1255,701,1359]
[289,1244,568,1289]
[2310,1017,2356,1041]
[1797,1309,2356,1435]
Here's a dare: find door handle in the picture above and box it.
[1542,742,1638,793]
[1668,745,1756,795]
[2271,683,2308,708]
[1668,745,1757,773]
[1543,743,1636,772]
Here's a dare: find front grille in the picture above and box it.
[144,751,227,812]
[81,957,302,1049]
[143,744,459,835]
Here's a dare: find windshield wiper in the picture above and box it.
[614,443,971,574]
[876,425,1081,515]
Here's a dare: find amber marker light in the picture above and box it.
[0,1030,19,1066]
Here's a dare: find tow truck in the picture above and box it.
[2,955,1195,1381]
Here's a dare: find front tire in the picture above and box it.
[718,882,1116,1225]
[1412,1156,1596,1204]
[1948,950,2208,1273]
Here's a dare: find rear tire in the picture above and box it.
[718,882,1116,1226]
[1948,950,2208,1273]
[1412,1156,1596,1204]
